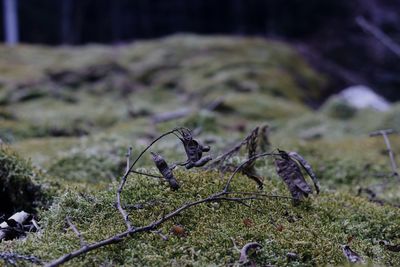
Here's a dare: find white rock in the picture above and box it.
[339,85,390,111]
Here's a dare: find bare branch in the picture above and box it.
[130,169,163,179]
[125,147,132,175]
[66,216,86,248]
[116,147,134,231]
[45,193,263,267]
[356,16,400,58]
[0,252,42,266]
[151,230,168,241]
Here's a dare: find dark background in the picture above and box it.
[1,0,400,100]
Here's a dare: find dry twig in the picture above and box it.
[0,252,42,266]
[369,129,398,176]
[66,216,86,248]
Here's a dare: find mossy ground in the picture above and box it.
[0,35,400,266]
[2,171,400,266]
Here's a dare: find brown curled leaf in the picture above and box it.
[177,128,212,169]
[242,127,264,189]
[151,152,180,190]
[259,124,271,152]
[341,245,363,263]
[288,151,320,194]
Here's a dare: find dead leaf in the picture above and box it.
[243,218,254,227]
[275,150,313,204]
[170,225,186,237]
[151,152,180,190]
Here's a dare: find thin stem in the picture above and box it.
[66,216,86,248]
[115,129,185,231]
[382,133,398,175]
[116,147,134,231]
[225,191,295,200]
[130,170,163,179]
[223,152,280,192]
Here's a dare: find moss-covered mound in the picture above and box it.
[0,35,325,142]
[0,146,48,216]
[2,171,399,266]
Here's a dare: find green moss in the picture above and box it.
[378,103,400,131]
[320,96,357,120]
[1,170,399,266]
[47,153,121,184]
[183,110,218,133]
[222,93,309,120]
[0,146,50,216]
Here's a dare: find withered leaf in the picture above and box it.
[342,245,363,263]
[243,218,254,227]
[259,124,271,152]
[242,127,264,189]
[288,151,320,193]
[151,152,180,190]
[177,129,212,169]
[170,225,186,237]
[275,150,313,204]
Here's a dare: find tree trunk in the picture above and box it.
[61,0,73,44]
[3,0,19,45]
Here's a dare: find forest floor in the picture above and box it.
[0,35,399,266]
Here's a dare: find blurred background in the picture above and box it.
[1,0,400,178]
[1,0,400,100]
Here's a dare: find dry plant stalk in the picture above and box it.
[208,127,266,189]
[369,129,398,177]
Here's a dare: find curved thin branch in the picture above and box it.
[116,128,185,231]
[45,193,257,267]
[223,152,281,192]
